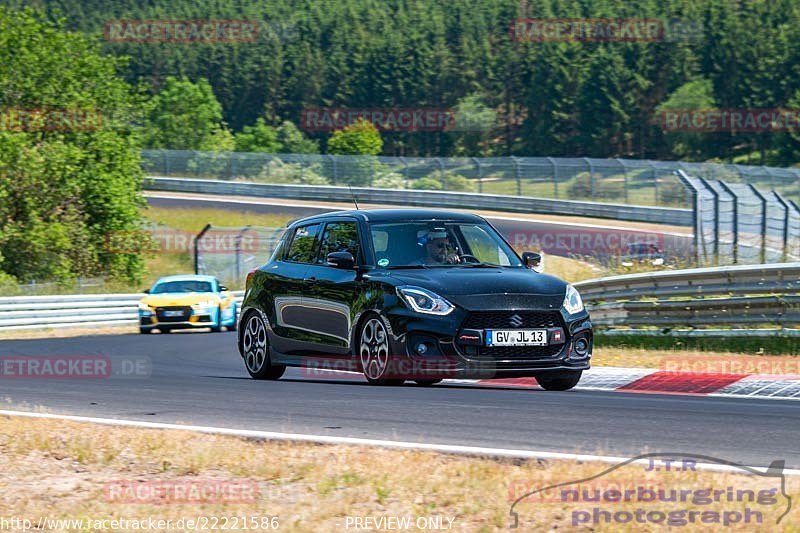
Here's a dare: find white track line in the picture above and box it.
[1,409,796,476]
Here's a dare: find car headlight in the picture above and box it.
[397,287,454,316]
[192,299,217,310]
[138,302,153,314]
[562,285,584,315]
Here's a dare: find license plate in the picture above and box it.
[486,329,547,346]
[163,310,185,317]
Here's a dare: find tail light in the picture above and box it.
[245,268,258,286]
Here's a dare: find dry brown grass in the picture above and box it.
[0,416,797,531]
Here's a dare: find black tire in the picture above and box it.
[242,312,285,380]
[414,379,442,386]
[535,371,582,391]
[160,327,172,334]
[358,314,404,385]
[139,327,151,334]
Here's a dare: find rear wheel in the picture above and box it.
[536,371,582,391]
[242,313,285,380]
[139,327,151,334]
[359,315,403,385]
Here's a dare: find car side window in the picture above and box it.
[285,224,321,263]
[316,221,361,264]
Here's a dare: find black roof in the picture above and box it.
[289,208,485,226]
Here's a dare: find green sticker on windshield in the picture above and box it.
[378,258,390,267]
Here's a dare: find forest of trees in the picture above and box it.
[10,0,800,165]
[1,0,799,284]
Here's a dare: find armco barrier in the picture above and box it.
[575,262,800,333]
[5,265,799,334]
[0,292,244,331]
[144,176,693,226]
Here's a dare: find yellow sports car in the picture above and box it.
[138,275,238,334]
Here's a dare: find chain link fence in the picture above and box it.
[194,226,285,288]
[678,172,800,266]
[143,150,798,209]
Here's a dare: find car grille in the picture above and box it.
[461,311,563,330]
[155,306,191,322]
[460,310,566,360]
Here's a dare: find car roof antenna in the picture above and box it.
[348,185,360,210]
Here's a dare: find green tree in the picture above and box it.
[0,7,145,284]
[235,118,281,153]
[327,118,383,155]
[656,79,716,159]
[144,76,233,151]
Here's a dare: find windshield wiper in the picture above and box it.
[386,264,430,269]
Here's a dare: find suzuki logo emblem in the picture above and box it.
[509,314,523,327]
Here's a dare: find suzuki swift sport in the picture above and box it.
[237,209,591,390]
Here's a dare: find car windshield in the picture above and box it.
[370,221,523,268]
[150,280,213,294]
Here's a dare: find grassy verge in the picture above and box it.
[1,416,796,531]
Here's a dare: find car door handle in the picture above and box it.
[305,276,317,282]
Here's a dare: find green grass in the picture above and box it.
[142,206,293,232]
[596,332,800,355]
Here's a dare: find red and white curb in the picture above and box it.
[465,366,800,400]
[301,367,800,400]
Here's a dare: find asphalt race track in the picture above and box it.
[2,331,798,469]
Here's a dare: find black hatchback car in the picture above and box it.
[237,209,591,390]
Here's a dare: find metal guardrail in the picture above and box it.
[575,263,800,333]
[145,176,693,226]
[0,292,244,331]
[5,264,799,334]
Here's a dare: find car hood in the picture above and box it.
[141,293,220,307]
[382,267,568,310]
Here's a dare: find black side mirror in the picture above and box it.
[219,285,228,292]
[522,251,542,271]
[143,288,150,294]
[326,251,355,269]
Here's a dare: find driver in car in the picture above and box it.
[418,228,461,264]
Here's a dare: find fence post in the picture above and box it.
[703,180,720,266]
[471,157,482,193]
[163,150,170,176]
[675,170,700,265]
[547,156,558,197]
[436,158,446,189]
[328,154,337,184]
[747,184,768,264]
[235,225,251,281]
[616,158,628,203]
[195,224,212,275]
[511,156,522,196]
[399,156,409,188]
[772,191,791,262]
[648,161,658,205]
[717,180,739,264]
[584,157,594,200]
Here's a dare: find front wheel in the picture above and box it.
[359,315,403,385]
[535,371,582,391]
[210,306,223,332]
[242,313,285,380]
